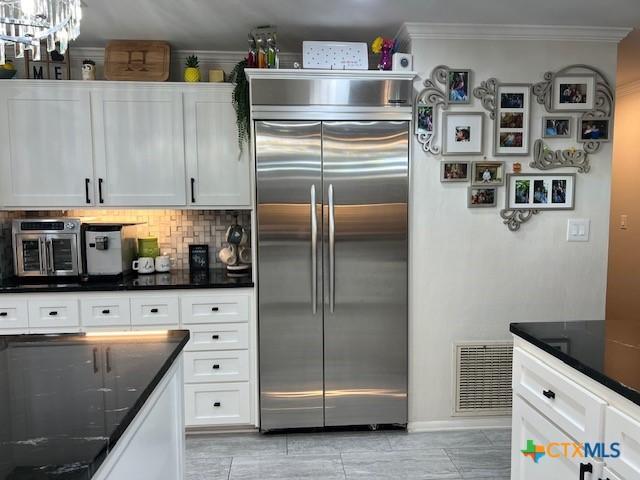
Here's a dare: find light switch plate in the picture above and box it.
[567,218,590,242]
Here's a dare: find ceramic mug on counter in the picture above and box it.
[155,255,171,273]
[132,257,155,274]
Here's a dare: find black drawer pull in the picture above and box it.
[211,307,219,312]
[213,402,221,407]
[0,312,7,317]
[212,334,220,340]
[542,389,556,400]
[579,462,592,480]
[49,311,58,316]
[212,364,220,369]
[150,308,159,313]
[102,309,111,315]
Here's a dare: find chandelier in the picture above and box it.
[0,0,82,65]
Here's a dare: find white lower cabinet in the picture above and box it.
[604,406,640,480]
[28,298,80,332]
[0,299,28,332]
[0,288,255,429]
[600,467,623,480]
[81,297,131,330]
[184,383,250,426]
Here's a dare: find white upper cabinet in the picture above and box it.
[0,85,95,207]
[184,90,251,207]
[92,87,187,206]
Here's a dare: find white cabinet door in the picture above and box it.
[28,298,80,332]
[511,394,602,480]
[0,299,28,332]
[184,90,251,207]
[604,406,640,480]
[80,297,131,330]
[92,87,186,206]
[0,86,94,207]
[184,383,250,426]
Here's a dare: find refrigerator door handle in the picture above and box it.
[328,183,335,313]
[310,184,317,314]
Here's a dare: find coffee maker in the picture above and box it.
[82,223,138,277]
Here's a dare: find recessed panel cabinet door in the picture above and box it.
[0,86,94,207]
[92,88,186,206]
[184,91,251,207]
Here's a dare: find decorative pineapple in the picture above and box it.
[184,55,201,83]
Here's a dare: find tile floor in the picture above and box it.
[185,428,512,480]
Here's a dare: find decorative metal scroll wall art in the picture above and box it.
[499,209,539,232]
[531,64,614,168]
[415,65,474,154]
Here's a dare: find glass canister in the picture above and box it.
[138,237,159,258]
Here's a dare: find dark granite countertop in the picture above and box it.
[0,268,253,294]
[0,330,189,479]
[511,320,640,407]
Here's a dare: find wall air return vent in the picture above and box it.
[454,342,513,416]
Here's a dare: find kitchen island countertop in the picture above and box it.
[0,330,189,479]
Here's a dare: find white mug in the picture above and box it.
[132,257,155,274]
[218,246,237,266]
[155,255,171,273]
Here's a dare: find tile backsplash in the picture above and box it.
[0,210,251,275]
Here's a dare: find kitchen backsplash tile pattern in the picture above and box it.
[0,210,250,275]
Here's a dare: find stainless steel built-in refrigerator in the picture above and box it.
[252,73,411,430]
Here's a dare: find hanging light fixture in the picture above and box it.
[0,0,82,65]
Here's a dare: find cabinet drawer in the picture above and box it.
[601,467,623,480]
[81,297,131,329]
[604,406,640,479]
[513,347,606,442]
[184,350,249,383]
[0,299,28,331]
[511,394,602,479]
[185,323,249,351]
[28,298,80,331]
[185,383,250,426]
[181,294,249,324]
[131,296,179,326]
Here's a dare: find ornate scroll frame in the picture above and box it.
[531,64,614,168]
[500,209,540,232]
[414,65,452,155]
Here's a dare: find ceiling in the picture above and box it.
[79,0,640,52]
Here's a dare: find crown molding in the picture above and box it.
[396,22,632,44]
[617,79,640,98]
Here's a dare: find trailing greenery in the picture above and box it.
[185,55,199,68]
[230,59,250,153]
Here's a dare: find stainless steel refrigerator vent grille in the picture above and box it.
[454,342,513,416]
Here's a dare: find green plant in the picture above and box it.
[185,55,199,68]
[230,59,250,152]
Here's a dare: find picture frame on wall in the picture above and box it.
[577,117,612,143]
[416,104,434,135]
[447,69,472,104]
[442,111,484,156]
[552,73,596,112]
[542,116,572,139]
[440,161,470,182]
[505,173,575,210]
[494,84,531,156]
[471,161,505,186]
[468,187,497,208]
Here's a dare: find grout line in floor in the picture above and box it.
[339,452,348,480]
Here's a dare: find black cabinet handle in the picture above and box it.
[49,311,58,316]
[579,462,593,480]
[150,308,159,313]
[213,402,221,407]
[85,178,91,204]
[211,307,219,312]
[191,177,196,203]
[0,312,7,317]
[543,389,556,400]
[212,364,220,370]
[211,334,220,340]
[98,178,104,204]
[106,347,112,373]
[102,309,111,315]
[92,347,99,374]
